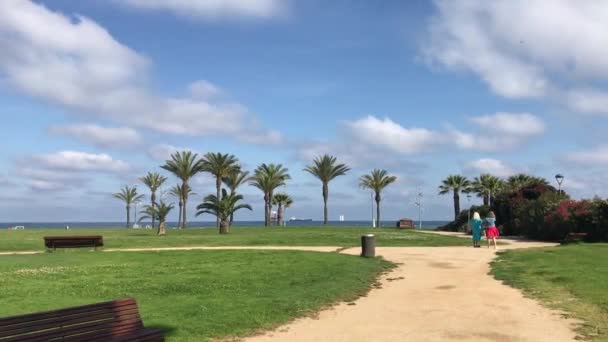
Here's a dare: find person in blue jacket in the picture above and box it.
[470,211,483,248]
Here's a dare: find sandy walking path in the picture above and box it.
[245,240,578,342]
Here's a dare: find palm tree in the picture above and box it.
[249,163,291,226]
[471,174,504,206]
[139,201,175,236]
[359,169,397,228]
[272,193,293,227]
[222,168,251,225]
[196,189,252,234]
[438,175,471,221]
[168,184,195,229]
[506,174,549,192]
[113,186,144,228]
[139,172,167,229]
[161,151,203,228]
[304,154,350,225]
[201,152,240,229]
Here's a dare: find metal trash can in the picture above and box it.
[361,234,375,257]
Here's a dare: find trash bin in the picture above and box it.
[361,234,375,257]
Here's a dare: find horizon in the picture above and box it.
[2,1,607,222]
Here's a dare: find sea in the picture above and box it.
[1,221,447,230]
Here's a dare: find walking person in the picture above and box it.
[470,212,483,248]
[484,211,499,249]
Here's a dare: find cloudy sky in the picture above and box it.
[1,0,607,222]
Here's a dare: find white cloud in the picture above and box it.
[49,124,142,148]
[147,144,204,161]
[561,145,608,166]
[566,89,608,115]
[0,0,279,144]
[448,112,544,152]
[188,80,222,99]
[32,151,131,173]
[345,116,440,154]
[424,1,608,102]
[465,158,517,178]
[120,0,285,19]
[470,112,545,136]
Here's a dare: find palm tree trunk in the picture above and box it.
[158,221,166,236]
[151,192,156,229]
[264,194,269,226]
[483,193,489,206]
[453,190,460,220]
[126,205,130,228]
[375,192,381,228]
[182,181,188,228]
[216,177,221,229]
[230,190,235,225]
[178,201,183,229]
[323,183,329,225]
[220,220,229,234]
[277,204,284,227]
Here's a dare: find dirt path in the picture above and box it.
[245,240,578,342]
[0,239,579,340]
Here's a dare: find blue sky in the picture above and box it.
[1,0,608,222]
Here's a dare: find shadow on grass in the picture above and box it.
[148,324,178,336]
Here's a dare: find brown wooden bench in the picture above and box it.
[44,236,104,251]
[0,298,164,341]
[561,232,587,245]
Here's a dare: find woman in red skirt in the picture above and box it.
[484,211,499,250]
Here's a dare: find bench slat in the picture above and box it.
[0,308,141,338]
[2,319,143,342]
[43,236,104,249]
[0,298,135,326]
[0,298,162,342]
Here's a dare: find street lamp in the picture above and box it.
[555,174,564,194]
[133,200,141,227]
[467,193,472,223]
[414,187,423,230]
[370,192,375,228]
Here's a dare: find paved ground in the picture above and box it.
[244,239,579,342]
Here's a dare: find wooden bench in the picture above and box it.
[44,236,104,251]
[0,298,164,341]
[561,232,587,245]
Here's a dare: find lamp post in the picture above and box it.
[414,187,423,230]
[133,200,141,227]
[555,174,564,195]
[467,193,472,222]
[370,192,375,228]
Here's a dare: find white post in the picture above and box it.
[371,192,375,228]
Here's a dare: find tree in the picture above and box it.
[250,163,291,226]
[272,193,293,227]
[139,172,167,229]
[168,184,195,230]
[439,175,471,221]
[304,154,350,225]
[201,152,240,229]
[222,168,251,225]
[161,151,203,228]
[196,189,252,234]
[139,201,175,236]
[359,169,397,228]
[506,174,549,192]
[113,186,144,228]
[471,174,504,206]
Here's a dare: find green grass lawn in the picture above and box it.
[0,226,469,252]
[491,243,608,341]
[0,249,393,341]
